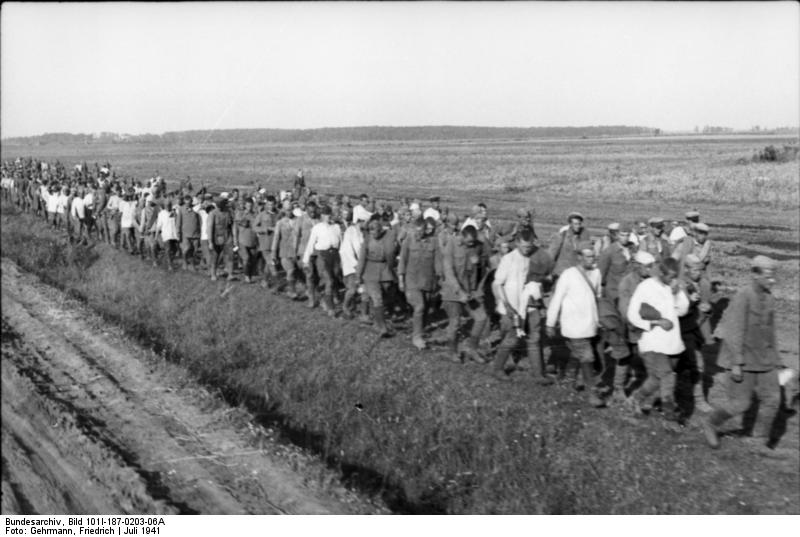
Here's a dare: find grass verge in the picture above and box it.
[1,203,797,514]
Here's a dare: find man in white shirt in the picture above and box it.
[490,228,536,382]
[119,191,138,254]
[70,187,87,243]
[626,257,690,421]
[627,221,648,249]
[154,200,179,271]
[105,187,122,248]
[340,210,367,320]
[303,205,342,316]
[195,195,213,271]
[546,242,605,407]
[668,210,700,246]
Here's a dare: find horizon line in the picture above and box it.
[4,124,799,141]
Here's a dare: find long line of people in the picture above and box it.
[2,156,792,450]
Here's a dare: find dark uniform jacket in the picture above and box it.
[398,233,442,292]
[716,282,781,372]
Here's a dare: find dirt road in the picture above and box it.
[1,259,385,514]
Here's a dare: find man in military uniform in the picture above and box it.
[702,256,785,450]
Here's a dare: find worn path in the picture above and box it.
[1,258,385,514]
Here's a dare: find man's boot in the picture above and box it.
[462,336,487,364]
[411,312,425,349]
[582,363,605,407]
[374,307,392,337]
[323,295,336,317]
[446,338,461,363]
[693,381,712,413]
[491,348,512,382]
[528,349,554,385]
[307,285,317,308]
[609,362,629,406]
[661,399,680,422]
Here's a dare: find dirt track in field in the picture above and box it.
[1,259,384,515]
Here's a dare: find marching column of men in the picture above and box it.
[2,157,795,451]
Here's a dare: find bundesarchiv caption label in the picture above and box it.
[4,517,166,535]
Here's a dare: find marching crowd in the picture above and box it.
[1,156,794,451]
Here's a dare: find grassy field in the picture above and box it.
[1,203,799,514]
[2,134,798,513]
[3,134,799,225]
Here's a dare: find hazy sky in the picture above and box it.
[2,2,798,138]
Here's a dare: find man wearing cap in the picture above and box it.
[626,257,690,421]
[398,216,443,349]
[272,206,300,298]
[639,217,671,263]
[672,222,712,276]
[423,196,442,222]
[253,196,279,288]
[678,254,715,413]
[669,210,701,246]
[702,256,784,450]
[303,205,343,316]
[176,194,200,270]
[234,198,259,283]
[549,212,589,278]
[546,242,605,406]
[357,217,399,337]
[598,223,630,301]
[207,197,234,281]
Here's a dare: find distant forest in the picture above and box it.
[3,125,663,145]
[6,125,799,146]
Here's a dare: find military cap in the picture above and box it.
[693,222,709,233]
[751,255,777,271]
[634,251,656,265]
[608,222,621,231]
[685,210,700,221]
[429,196,441,202]
[648,217,664,226]
[567,212,584,222]
[516,208,532,217]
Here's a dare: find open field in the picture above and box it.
[1,201,798,514]
[4,134,799,248]
[1,258,385,515]
[2,134,798,513]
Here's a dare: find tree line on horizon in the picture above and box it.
[3,124,797,146]
[3,125,654,145]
